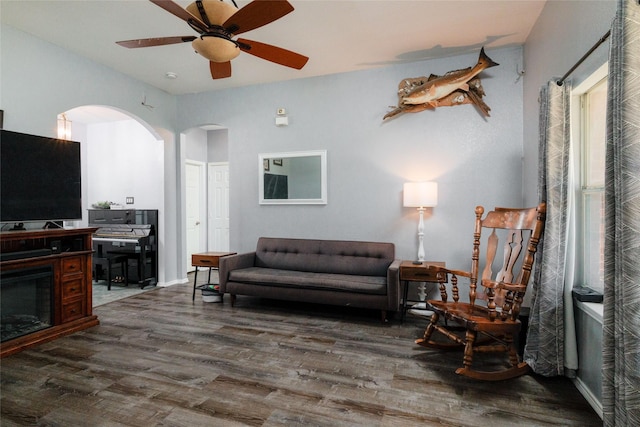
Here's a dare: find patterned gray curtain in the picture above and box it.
[603,0,640,424]
[524,80,573,376]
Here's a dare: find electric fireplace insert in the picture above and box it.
[1,265,53,343]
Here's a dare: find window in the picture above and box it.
[576,73,607,293]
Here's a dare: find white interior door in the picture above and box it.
[208,162,230,251]
[186,161,205,272]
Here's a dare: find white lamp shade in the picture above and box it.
[403,182,438,208]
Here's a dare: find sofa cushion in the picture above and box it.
[254,237,394,277]
[228,267,388,295]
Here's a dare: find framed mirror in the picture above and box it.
[259,150,327,205]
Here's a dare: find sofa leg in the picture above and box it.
[381,310,388,323]
[230,294,236,307]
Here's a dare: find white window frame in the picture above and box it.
[571,63,608,294]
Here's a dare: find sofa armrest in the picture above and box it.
[219,252,256,293]
[386,259,402,311]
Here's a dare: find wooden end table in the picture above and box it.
[191,251,236,301]
[399,261,445,323]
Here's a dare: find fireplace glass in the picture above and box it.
[1,265,53,342]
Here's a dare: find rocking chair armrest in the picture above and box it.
[481,279,527,293]
[426,265,471,281]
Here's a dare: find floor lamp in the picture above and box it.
[403,181,438,309]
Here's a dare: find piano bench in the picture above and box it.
[93,253,129,290]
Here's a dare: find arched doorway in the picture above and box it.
[62,105,166,284]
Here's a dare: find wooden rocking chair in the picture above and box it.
[416,203,546,381]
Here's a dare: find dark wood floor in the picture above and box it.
[1,278,600,426]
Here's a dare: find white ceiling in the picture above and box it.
[1,0,547,96]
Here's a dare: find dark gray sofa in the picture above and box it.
[219,237,401,321]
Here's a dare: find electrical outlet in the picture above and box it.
[126,197,134,204]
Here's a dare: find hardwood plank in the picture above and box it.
[1,279,601,426]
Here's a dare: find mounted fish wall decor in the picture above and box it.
[384,47,498,120]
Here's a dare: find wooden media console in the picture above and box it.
[1,227,99,357]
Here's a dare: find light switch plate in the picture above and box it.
[126,197,134,204]
[275,116,288,126]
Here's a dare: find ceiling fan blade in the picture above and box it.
[223,0,294,35]
[116,36,196,48]
[149,0,207,32]
[210,61,232,79]
[238,38,308,70]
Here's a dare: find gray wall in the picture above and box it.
[522,0,616,206]
[208,129,229,163]
[177,46,525,269]
[184,127,208,161]
[2,0,616,291]
[0,26,525,284]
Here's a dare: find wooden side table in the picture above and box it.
[191,251,236,301]
[399,261,445,323]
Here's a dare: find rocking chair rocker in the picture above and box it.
[416,203,546,381]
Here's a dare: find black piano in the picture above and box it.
[89,209,158,287]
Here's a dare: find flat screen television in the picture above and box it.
[1,129,82,224]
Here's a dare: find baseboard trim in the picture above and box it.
[158,278,189,287]
[572,376,603,419]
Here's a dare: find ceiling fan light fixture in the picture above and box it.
[117,0,307,79]
[192,36,240,62]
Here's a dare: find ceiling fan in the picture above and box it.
[116,0,309,79]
